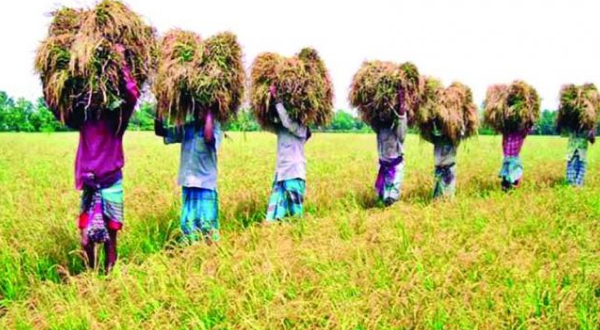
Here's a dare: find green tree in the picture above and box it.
[0,91,15,132]
[30,98,63,132]
[130,101,155,131]
[330,110,355,130]
[4,98,35,132]
[224,108,260,132]
[535,110,557,135]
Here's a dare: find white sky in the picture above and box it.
[0,0,598,111]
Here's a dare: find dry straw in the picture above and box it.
[556,84,600,133]
[349,60,421,129]
[250,48,334,130]
[415,78,478,144]
[34,0,157,123]
[483,80,540,134]
[154,30,245,125]
[153,30,203,124]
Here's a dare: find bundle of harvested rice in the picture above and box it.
[349,60,421,129]
[250,48,334,130]
[556,83,600,133]
[153,29,203,124]
[35,8,84,123]
[449,82,479,139]
[250,52,282,129]
[415,77,444,142]
[415,79,478,144]
[298,48,334,127]
[274,58,316,126]
[35,0,157,123]
[154,30,245,125]
[196,32,246,123]
[399,62,422,112]
[483,80,540,134]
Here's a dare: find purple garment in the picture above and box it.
[502,128,530,157]
[74,65,140,190]
[75,119,127,189]
[375,157,403,195]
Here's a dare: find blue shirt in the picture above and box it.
[376,114,407,162]
[165,122,222,190]
[274,103,308,182]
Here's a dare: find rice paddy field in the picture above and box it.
[2,132,600,329]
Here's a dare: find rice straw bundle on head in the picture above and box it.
[399,62,422,117]
[274,58,315,126]
[297,48,334,126]
[196,32,246,124]
[414,77,444,142]
[349,60,421,129]
[415,79,477,144]
[557,83,600,133]
[250,48,334,130]
[483,80,540,134]
[153,29,203,124]
[349,61,402,129]
[35,8,84,123]
[448,82,478,139]
[34,0,157,123]
[250,53,283,130]
[49,7,82,36]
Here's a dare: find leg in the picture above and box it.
[576,159,586,186]
[265,181,284,223]
[195,189,220,244]
[446,164,457,197]
[104,230,118,273]
[383,162,404,206]
[181,188,201,242]
[284,179,305,218]
[82,239,96,269]
[433,166,443,198]
[566,158,576,186]
[434,164,456,198]
[501,179,511,191]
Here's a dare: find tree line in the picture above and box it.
[0,90,560,135]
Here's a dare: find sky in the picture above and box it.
[0,0,598,112]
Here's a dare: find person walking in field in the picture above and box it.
[556,83,600,187]
[58,45,139,273]
[374,90,408,206]
[263,86,310,223]
[154,109,222,244]
[482,81,540,191]
[498,126,531,191]
[432,132,461,199]
[565,130,595,186]
[415,80,478,200]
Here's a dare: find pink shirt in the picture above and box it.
[75,66,139,189]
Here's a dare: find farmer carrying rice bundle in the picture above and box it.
[250,48,333,222]
[349,61,421,206]
[556,84,600,186]
[416,79,478,199]
[483,81,540,191]
[153,29,245,243]
[34,0,154,272]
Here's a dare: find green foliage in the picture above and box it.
[223,107,261,132]
[129,101,156,131]
[535,110,558,135]
[323,110,370,132]
[0,93,66,132]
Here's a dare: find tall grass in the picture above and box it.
[1,132,600,329]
